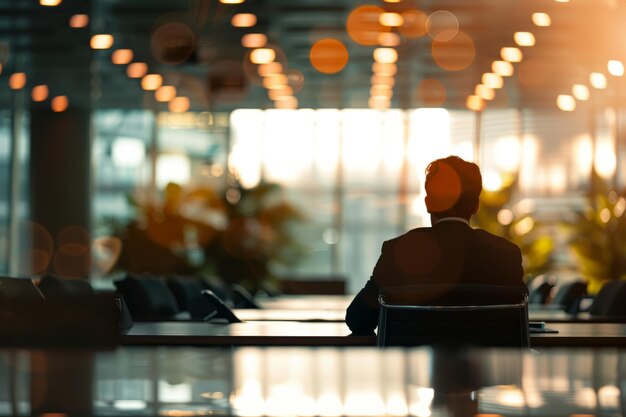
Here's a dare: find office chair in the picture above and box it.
[589,280,626,317]
[0,276,45,300]
[114,274,180,319]
[38,274,95,299]
[550,280,587,314]
[377,284,529,348]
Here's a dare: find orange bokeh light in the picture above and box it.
[51,96,69,112]
[112,49,133,65]
[377,32,401,47]
[90,34,114,50]
[372,62,397,75]
[127,62,148,78]
[241,33,267,48]
[258,62,284,77]
[155,86,177,102]
[274,96,298,109]
[466,95,485,111]
[231,13,256,27]
[309,38,349,74]
[31,85,49,102]
[9,72,27,90]
[346,5,390,46]
[69,14,89,28]
[416,78,447,106]
[169,96,190,113]
[431,30,475,71]
[141,74,163,91]
[399,9,427,38]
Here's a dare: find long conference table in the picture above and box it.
[3,346,626,417]
[123,295,626,347]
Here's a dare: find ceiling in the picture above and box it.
[0,0,624,112]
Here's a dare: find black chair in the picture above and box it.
[167,276,216,320]
[377,284,529,348]
[527,274,556,305]
[38,274,95,299]
[0,276,45,300]
[589,280,626,317]
[550,280,587,314]
[114,274,180,319]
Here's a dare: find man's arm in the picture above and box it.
[345,278,379,335]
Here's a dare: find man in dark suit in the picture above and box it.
[345,155,524,334]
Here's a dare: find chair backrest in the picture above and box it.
[0,276,45,300]
[167,276,215,319]
[38,274,95,299]
[114,274,179,319]
[550,280,587,313]
[377,284,529,348]
[589,280,626,317]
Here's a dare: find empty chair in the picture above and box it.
[167,276,215,320]
[550,280,587,314]
[114,274,180,320]
[231,284,261,309]
[589,280,626,317]
[377,284,529,348]
[38,274,95,299]
[527,274,557,304]
[0,276,45,300]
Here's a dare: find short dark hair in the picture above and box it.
[424,155,482,219]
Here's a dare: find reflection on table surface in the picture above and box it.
[0,346,625,416]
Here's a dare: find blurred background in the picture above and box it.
[0,0,624,294]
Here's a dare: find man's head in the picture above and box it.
[424,155,482,220]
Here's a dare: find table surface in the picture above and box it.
[235,307,602,323]
[3,346,626,417]
[123,320,626,347]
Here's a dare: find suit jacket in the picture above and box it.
[345,219,524,334]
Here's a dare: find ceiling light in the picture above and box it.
[492,60,514,76]
[368,96,391,109]
[608,60,624,77]
[590,72,607,89]
[31,85,49,102]
[9,73,26,90]
[370,85,393,98]
[268,86,293,100]
[155,86,177,102]
[241,34,267,48]
[379,13,404,27]
[111,49,133,65]
[466,95,485,111]
[258,62,283,77]
[372,63,397,75]
[250,48,275,64]
[274,96,298,109]
[51,96,69,112]
[572,84,590,101]
[69,14,89,28]
[169,96,190,113]
[90,34,114,50]
[475,84,495,100]
[262,74,288,89]
[127,62,148,78]
[40,0,61,5]
[532,13,551,27]
[373,48,398,64]
[371,74,395,87]
[220,0,244,3]
[557,94,576,111]
[482,73,503,89]
[141,74,163,91]
[514,32,535,47]
[500,47,523,63]
[231,13,256,27]
[377,32,401,47]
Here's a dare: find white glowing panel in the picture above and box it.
[112,137,145,168]
[230,109,264,188]
[156,154,191,188]
[314,109,341,179]
[342,110,385,183]
[263,109,315,185]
